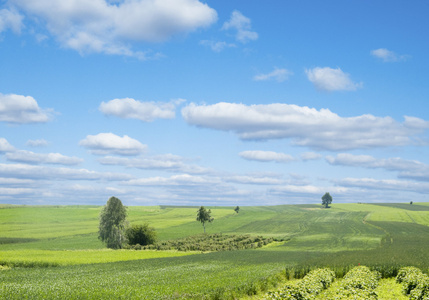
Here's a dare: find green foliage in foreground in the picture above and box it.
[396,266,429,299]
[126,233,275,252]
[267,268,335,299]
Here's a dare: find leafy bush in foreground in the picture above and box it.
[267,268,335,299]
[396,266,429,299]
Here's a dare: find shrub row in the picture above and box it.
[124,233,274,252]
[396,266,429,299]
[329,266,380,300]
[266,268,335,299]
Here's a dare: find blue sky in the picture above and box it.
[1,0,428,206]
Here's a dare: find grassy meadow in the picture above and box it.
[0,202,429,299]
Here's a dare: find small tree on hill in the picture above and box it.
[196,206,214,233]
[234,206,240,213]
[98,196,127,249]
[321,192,333,208]
[125,223,157,246]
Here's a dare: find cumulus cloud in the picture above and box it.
[99,98,184,122]
[6,150,83,165]
[253,68,293,82]
[0,163,131,181]
[326,153,429,182]
[305,67,362,91]
[239,150,295,163]
[0,138,15,153]
[9,0,217,57]
[98,154,210,174]
[336,177,429,194]
[126,174,218,186]
[182,102,429,151]
[0,93,53,124]
[79,133,147,156]
[371,48,409,62]
[222,10,258,43]
[199,40,236,52]
[227,175,283,185]
[0,8,23,34]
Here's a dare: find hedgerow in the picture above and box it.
[124,233,274,252]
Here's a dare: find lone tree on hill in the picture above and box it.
[98,196,128,249]
[321,192,333,208]
[196,206,214,233]
[234,206,240,213]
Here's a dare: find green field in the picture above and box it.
[1,202,429,299]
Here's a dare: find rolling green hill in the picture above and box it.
[0,202,428,299]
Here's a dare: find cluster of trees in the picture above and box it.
[98,197,157,249]
[98,198,229,249]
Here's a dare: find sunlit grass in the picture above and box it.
[0,249,194,266]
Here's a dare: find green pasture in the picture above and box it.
[1,202,429,299]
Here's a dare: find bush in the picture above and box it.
[396,266,429,298]
[125,223,157,246]
[267,268,335,299]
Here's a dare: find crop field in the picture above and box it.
[0,202,429,299]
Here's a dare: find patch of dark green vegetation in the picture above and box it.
[125,233,276,252]
[369,202,429,211]
[0,237,38,244]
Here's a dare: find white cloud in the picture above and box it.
[326,153,429,182]
[199,40,236,52]
[9,0,217,57]
[227,175,283,185]
[26,139,48,147]
[0,8,23,34]
[222,10,258,43]
[79,133,147,156]
[239,150,295,163]
[336,177,429,194]
[126,174,217,186]
[182,102,429,151]
[0,93,53,124]
[99,98,184,122]
[0,138,15,153]
[98,154,210,174]
[305,67,362,91]
[6,150,83,165]
[253,68,293,82]
[371,48,409,62]
[0,163,131,181]
[270,184,349,196]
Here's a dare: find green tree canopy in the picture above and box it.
[98,196,127,249]
[321,192,333,208]
[196,206,214,233]
[125,223,157,246]
[234,206,240,213]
